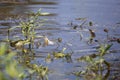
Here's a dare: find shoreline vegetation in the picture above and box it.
[0,1,57,5]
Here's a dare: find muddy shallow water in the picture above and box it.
[0,0,120,80]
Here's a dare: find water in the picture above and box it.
[0,0,120,80]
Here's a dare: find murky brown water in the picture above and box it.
[0,0,120,80]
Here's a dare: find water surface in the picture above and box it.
[0,0,120,80]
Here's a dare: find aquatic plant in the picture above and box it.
[7,9,55,50]
[75,44,112,80]
[45,48,72,63]
[88,29,96,44]
[31,64,49,80]
[0,43,49,80]
[0,43,26,80]
[6,9,40,49]
[89,21,93,26]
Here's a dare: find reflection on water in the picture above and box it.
[0,0,120,80]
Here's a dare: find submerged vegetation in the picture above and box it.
[0,9,120,80]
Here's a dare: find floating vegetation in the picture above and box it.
[53,52,65,59]
[104,28,109,33]
[45,53,53,63]
[117,38,120,43]
[104,28,109,39]
[53,50,72,63]
[45,48,72,63]
[88,29,96,43]
[89,21,93,26]
[28,64,49,80]
[70,17,87,29]
[75,17,87,20]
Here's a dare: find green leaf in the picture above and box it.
[9,26,21,30]
[53,52,65,58]
[6,61,19,78]
[100,44,113,56]
[0,72,7,80]
[0,43,6,56]
[104,44,113,53]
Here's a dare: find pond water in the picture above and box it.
[0,0,120,80]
